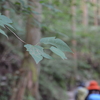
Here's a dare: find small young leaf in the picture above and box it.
[50,46,67,60]
[0,29,8,38]
[40,37,72,52]
[24,44,52,64]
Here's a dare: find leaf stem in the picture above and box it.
[5,25,26,44]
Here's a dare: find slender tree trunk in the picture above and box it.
[82,0,88,26]
[71,0,78,83]
[97,0,100,25]
[92,0,98,26]
[82,0,89,51]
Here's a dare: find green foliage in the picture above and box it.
[0,29,8,38]
[24,44,52,64]
[39,58,73,100]
[50,46,67,59]
[0,13,14,38]
[40,37,72,52]
[24,37,72,63]
[0,14,72,64]
[0,14,12,24]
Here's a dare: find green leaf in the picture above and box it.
[50,46,67,60]
[0,14,14,29]
[0,15,12,23]
[0,14,14,38]
[40,37,72,52]
[0,20,14,29]
[24,44,52,64]
[0,20,5,27]
[0,29,8,38]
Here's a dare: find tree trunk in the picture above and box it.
[71,0,78,86]
[24,0,42,99]
[82,0,88,26]
[13,0,42,100]
[92,0,98,26]
[82,0,89,52]
[97,0,100,25]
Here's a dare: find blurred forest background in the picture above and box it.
[0,0,100,100]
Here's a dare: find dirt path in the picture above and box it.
[67,90,75,100]
[67,81,90,100]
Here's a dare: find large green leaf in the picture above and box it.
[24,44,52,64]
[50,46,67,60]
[40,37,72,52]
[0,29,8,38]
